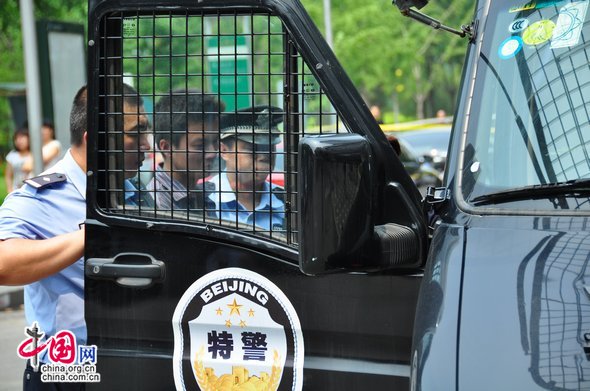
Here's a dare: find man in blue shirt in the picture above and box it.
[0,84,149,390]
[119,84,151,208]
[206,106,285,231]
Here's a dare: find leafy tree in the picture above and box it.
[301,0,474,120]
[0,0,87,152]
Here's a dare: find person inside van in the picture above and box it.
[205,106,285,230]
[146,90,221,209]
[119,84,152,207]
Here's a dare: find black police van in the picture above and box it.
[84,0,590,389]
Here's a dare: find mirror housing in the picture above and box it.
[393,0,429,11]
[298,134,421,275]
[298,134,374,275]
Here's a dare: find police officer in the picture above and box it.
[205,106,285,230]
[0,84,148,390]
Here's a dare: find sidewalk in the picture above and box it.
[0,307,26,390]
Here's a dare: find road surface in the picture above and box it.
[0,307,27,390]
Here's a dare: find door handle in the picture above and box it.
[86,253,166,288]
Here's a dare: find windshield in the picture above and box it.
[463,0,590,209]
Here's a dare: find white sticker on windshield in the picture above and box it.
[499,36,524,59]
[509,18,530,33]
[551,1,589,49]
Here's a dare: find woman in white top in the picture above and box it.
[41,121,62,170]
[5,128,32,193]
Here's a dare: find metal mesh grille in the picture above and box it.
[96,10,348,247]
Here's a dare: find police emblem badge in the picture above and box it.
[172,268,304,390]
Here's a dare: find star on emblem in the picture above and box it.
[227,298,243,316]
[225,319,232,328]
[216,307,223,316]
[239,320,247,328]
[248,308,255,317]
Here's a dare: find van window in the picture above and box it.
[95,11,349,246]
[463,0,590,209]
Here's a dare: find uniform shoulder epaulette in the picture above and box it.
[24,173,67,189]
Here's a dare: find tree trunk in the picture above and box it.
[412,64,426,119]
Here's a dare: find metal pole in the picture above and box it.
[323,0,333,48]
[322,0,335,126]
[20,0,44,175]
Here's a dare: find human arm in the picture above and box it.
[0,227,84,285]
[42,140,61,166]
[22,156,33,173]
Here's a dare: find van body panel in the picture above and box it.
[411,224,464,391]
[457,217,590,390]
[86,224,422,389]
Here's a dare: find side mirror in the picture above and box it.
[393,0,429,11]
[298,134,421,275]
[298,134,374,275]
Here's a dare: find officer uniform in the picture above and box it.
[0,150,86,390]
[205,106,285,231]
[125,176,154,207]
[206,172,285,230]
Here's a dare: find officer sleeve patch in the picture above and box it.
[24,173,67,189]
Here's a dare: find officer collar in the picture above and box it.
[208,172,283,210]
[56,149,87,200]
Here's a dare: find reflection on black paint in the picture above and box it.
[517,219,590,390]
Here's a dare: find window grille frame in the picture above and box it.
[86,0,417,258]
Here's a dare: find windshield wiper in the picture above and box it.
[471,179,590,205]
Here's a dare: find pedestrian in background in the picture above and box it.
[21,120,63,170]
[4,128,32,193]
[370,105,384,124]
[41,121,62,170]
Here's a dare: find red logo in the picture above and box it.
[17,323,77,369]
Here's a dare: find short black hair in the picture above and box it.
[122,83,143,110]
[154,90,221,146]
[69,83,144,146]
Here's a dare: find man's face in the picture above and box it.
[122,103,150,179]
[164,121,218,183]
[221,139,275,190]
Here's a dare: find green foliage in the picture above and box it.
[0,0,87,153]
[301,0,473,119]
[0,1,87,85]
[0,162,6,205]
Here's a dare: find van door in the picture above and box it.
[85,0,424,389]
